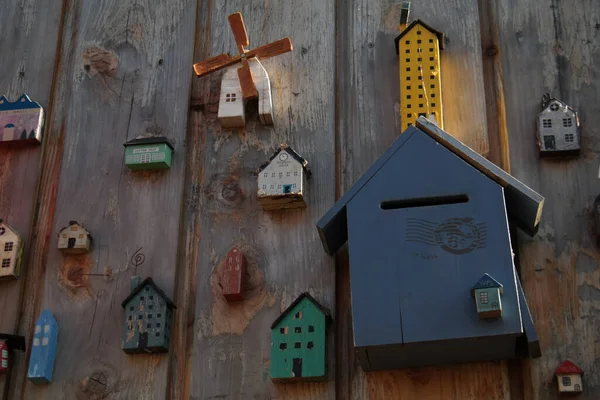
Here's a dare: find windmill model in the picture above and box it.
[193,12,293,128]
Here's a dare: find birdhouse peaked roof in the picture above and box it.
[258,144,312,178]
[540,94,577,114]
[270,292,331,329]
[0,219,19,237]
[0,94,42,111]
[471,273,503,295]
[394,19,445,55]
[123,136,174,150]
[555,360,583,375]
[120,277,176,309]
[316,117,545,255]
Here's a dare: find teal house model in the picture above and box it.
[123,136,174,171]
[472,273,503,319]
[121,276,176,354]
[270,292,331,382]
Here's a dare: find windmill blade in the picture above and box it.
[237,59,258,100]
[193,53,240,77]
[247,38,293,60]
[228,12,249,52]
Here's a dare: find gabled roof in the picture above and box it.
[471,273,503,295]
[540,94,577,114]
[123,136,174,150]
[120,277,176,309]
[0,219,19,237]
[316,117,545,255]
[270,292,331,329]
[0,94,42,111]
[258,144,312,178]
[555,360,583,375]
[58,221,93,240]
[36,309,58,327]
[395,19,445,55]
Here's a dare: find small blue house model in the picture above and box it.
[471,274,503,319]
[121,276,176,354]
[27,310,58,384]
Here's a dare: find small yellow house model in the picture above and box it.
[0,219,23,279]
[57,221,92,255]
[394,19,445,131]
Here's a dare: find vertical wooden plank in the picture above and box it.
[498,0,600,398]
[0,0,64,396]
[188,1,336,399]
[10,0,197,398]
[336,0,509,399]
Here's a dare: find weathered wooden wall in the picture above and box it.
[0,0,599,399]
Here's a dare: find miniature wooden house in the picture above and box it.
[537,95,580,155]
[395,19,444,131]
[222,247,247,302]
[472,273,503,319]
[555,360,583,394]
[121,276,176,354]
[28,309,58,384]
[123,136,174,171]
[270,292,331,382]
[257,144,311,210]
[316,117,544,371]
[0,219,23,279]
[0,94,44,145]
[57,221,91,254]
[0,334,26,374]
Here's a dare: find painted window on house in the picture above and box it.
[479,292,488,304]
[1,259,10,268]
[563,118,573,127]
[550,103,560,111]
[542,119,552,128]
[225,93,237,103]
[0,228,5,235]
[4,242,13,252]
[565,134,574,142]
[562,376,571,386]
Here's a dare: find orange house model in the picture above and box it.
[395,19,445,131]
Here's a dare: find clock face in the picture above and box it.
[279,152,289,161]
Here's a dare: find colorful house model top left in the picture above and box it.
[121,276,176,354]
[0,219,24,279]
[123,136,174,171]
[28,310,59,384]
[0,334,26,374]
[0,94,44,145]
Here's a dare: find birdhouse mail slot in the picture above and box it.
[316,117,544,371]
[123,136,174,170]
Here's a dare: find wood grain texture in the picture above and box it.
[188,1,336,399]
[336,0,509,398]
[498,0,600,398]
[0,0,64,397]
[10,0,196,398]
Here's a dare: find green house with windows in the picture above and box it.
[270,292,331,382]
[471,273,503,319]
[121,276,176,354]
[123,136,174,171]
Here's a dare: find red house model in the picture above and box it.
[555,360,583,394]
[0,334,26,374]
[223,247,247,302]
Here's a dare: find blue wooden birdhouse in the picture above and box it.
[316,117,544,371]
[27,309,58,384]
[121,276,175,354]
[472,274,503,319]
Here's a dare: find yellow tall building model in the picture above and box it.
[395,20,445,131]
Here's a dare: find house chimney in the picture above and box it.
[400,1,411,31]
[130,276,141,293]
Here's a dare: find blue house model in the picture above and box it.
[121,277,176,354]
[27,310,59,384]
[316,117,544,371]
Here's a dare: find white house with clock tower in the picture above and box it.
[257,144,311,210]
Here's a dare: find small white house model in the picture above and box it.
[257,144,311,210]
[57,221,92,254]
[218,58,273,128]
[554,360,583,394]
[537,95,580,155]
[0,219,23,279]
